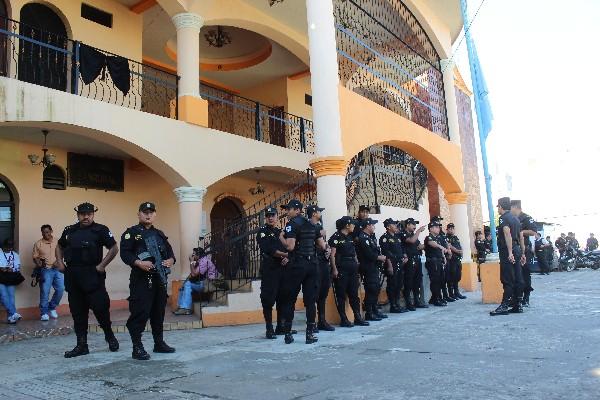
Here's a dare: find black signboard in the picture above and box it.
[67,152,124,192]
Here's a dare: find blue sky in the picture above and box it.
[455,0,600,239]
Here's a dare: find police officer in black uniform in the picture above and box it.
[307,205,335,333]
[586,233,598,251]
[399,218,427,310]
[257,206,289,339]
[279,199,326,345]
[120,202,176,360]
[56,202,119,358]
[356,218,388,321]
[424,220,448,307]
[535,232,551,275]
[353,205,371,239]
[510,200,537,307]
[430,216,455,304]
[474,230,487,282]
[329,216,369,327]
[446,223,467,300]
[490,197,524,316]
[379,218,408,313]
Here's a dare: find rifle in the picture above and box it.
[139,230,170,289]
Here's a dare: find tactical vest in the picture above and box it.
[293,217,318,257]
[63,224,104,267]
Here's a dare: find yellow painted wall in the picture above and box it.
[240,77,288,110]
[8,0,142,61]
[286,76,312,121]
[0,137,180,310]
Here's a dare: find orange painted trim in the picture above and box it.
[289,69,310,80]
[142,56,241,94]
[309,156,348,178]
[445,192,469,205]
[3,300,129,321]
[481,260,502,304]
[201,309,265,327]
[164,43,272,72]
[130,0,157,14]
[454,67,473,96]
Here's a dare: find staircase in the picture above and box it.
[199,169,317,305]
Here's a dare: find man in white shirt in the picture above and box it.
[0,238,22,324]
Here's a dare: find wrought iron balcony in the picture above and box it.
[334,0,449,139]
[0,16,178,119]
[200,83,315,154]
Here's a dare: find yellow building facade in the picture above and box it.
[0,0,481,324]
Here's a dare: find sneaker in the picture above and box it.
[49,310,59,319]
[173,308,193,316]
[13,312,22,321]
[41,314,50,321]
[7,315,17,324]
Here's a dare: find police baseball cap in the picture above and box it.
[306,205,325,217]
[358,205,371,212]
[405,217,419,226]
[139,202,156,212]
[431,215,444,222]
[428,220,442,229]
[383,218,399,227]
[497,197,511,210]
[74,202,97,213]
[510,199,522,208]
[264,206,278,216]
[358,218,378,229]
[281,199,303,210]
[336,216,358,230]
[447,223,455,229]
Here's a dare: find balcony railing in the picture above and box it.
[200,83,315,154]
[0,16,178,119]
[334,0,449,139]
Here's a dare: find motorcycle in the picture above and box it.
[559,247,600,271]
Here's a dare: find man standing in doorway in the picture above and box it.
[56,203,119,358]
[33,224,64,321]
[490,197,524,316]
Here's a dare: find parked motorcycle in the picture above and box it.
[559,247,600,271]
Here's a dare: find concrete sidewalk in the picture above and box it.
[0,270,599,399]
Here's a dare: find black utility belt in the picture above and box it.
[427,257,444,261]
[338,256,356,260]
[293,254,316,260]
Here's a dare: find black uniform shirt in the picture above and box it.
[329,231,356,260]
[535,237,546,256]
[257,224,284,258]
[399,230,421,258]
[355,231,380,264]
[498,211,520,255]
[475,239,487,257]
[425,234,444,259]
[555,237,566,251]
[587,237,598,251]
[447,233,462,259]
[120,224,175,277]
[58,222,116,267]
[284,216,322,257]
[379,231,404,262]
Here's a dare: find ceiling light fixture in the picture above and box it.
[27,130,56,167]
[249,169,266,196]
[204,26,232,48]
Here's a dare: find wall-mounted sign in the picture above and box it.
[67,152,124,192]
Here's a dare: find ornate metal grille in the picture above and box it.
[334,0,449,138]
[346,145,428,216]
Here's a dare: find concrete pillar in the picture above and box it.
[171,12,208,126]
[446,192,477,291]
[173,186,206,279]
[306,0,348,232]
[440,59,461,145]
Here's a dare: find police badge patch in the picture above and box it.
[285,226,292,233]
[124,233,131,240]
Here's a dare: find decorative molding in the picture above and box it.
[289,69,311,80]
[214,192,246,205]
[309,156,348,178]
[129,0,156,14]
[171,13,204,31]
[445,192,469,205]
[174,186,207,203]
[164,42,272,72]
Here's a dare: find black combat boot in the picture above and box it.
[405,297,417,311]
[305,323,318,344]
[489,300,511,316]
[265,324,277,339]
[104,329,119,352]
[521,293,530,307]
[353,310,369,326]
[64,335,89,358]
[340,316,354,327]
[454,284,467,299]
[374,305,388,319]
[132,341,151,360]
[365,305,382,321]
[318,319,335,332]
[275,324,297,335]
[153,336,176,353]
[509,297,524,314]
[442,286,455,302]
[284,322,295,344]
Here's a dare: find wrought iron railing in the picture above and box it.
[199,170,317,304]
[334,0,449,139]
[0,16,178,118]
[200,83,315,153]
[346,145,428,215]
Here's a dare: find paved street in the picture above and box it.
[1,270,599,400]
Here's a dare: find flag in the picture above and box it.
[470,41,494,141]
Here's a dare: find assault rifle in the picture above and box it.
[139,231,170,288]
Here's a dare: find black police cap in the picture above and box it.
[497,197,511,210]
[336,216,358,230]
[264,206,278,216]
[447,223,455,229]
[405,217,419,225]
[139,202,156,212]
[428,221,442,229]
[74,202,97,213]
[383,218,399,227]
[358,218,378,229]
[358,205,371,212]
[281,199,303,210]
[431,215,444,222]
[510,199,522,208]
[306,205,325,217]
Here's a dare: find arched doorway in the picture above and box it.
[210,196,245,279]
[18,3,69,91]
[0,178,15,243]
[0,0,9,77]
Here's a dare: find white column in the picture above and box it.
[306,0,344,157]
[171,13,203,98]
[317,175,348,236]
[174,186,206,279]
[441,58,461,145]
[449,202,473,262]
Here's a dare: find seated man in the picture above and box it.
[173,248,217,315]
